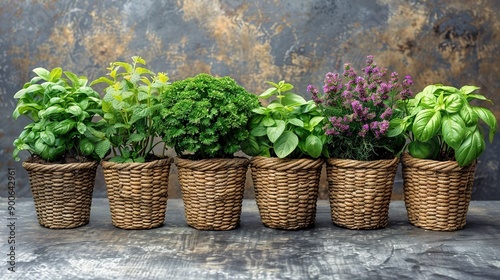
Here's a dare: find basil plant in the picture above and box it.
[389,84,497,166]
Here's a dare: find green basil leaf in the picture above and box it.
[262,116,276,127]
[442,114,466,150]
[472,106,498,143]
[308,116,324,129]
[241,135,260,156]
[274,131,299,158]
[267,120,286,143]
[77,122,87,134]
[48,67,63,82]
[460,85,480,95]
[408,140,438,159]
[305,134,322,158]
[79,138,94,156]
[281,93,306,106]
[259,88,276,98]
[412,109,441,142]
[460,104,478,126]
[251,126,267,137]
[32,68,50,81]
[66,105,83,117]
[444,94,464,113]
[40,130,56,146]
[288,118,304,127]
[455,127,485,166]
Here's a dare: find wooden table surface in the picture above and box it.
[2,198,499,280]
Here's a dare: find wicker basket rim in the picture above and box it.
[175,156,249,171]
[401,153,476,171]
[22,159,98,172]
[102,157,172,170]
[250,156,324,170]
[327,157,399,169]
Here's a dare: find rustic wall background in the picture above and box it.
[1,0,498,199]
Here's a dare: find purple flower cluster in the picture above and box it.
[308,55,413,141]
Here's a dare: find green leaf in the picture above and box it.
[467,94,493,104]
[259,88,276,98]
[281,93,306,106]
[444,94,464,113]
[48,67,63,82]
[455,127,485,166]
[79,138,95,156]
[252,108,266,115]
[39,106,65,118]
[408,140,438,159]
[305,134,322,158]
[32,68,50,81]
[266,102,284,110]
[127,133,145,143]
[472,106,498,143]
[95,139,111,159]
[64,71,81,87]
[77,122,87,134]
[460,85,480,95]
[267,120,286,143]
[442,114,466,150]
[251,126,267,137]
[308,116,324,129]
[412,109,442,142]
[387,118,404,137]
[262,116,276,127]
[288,118,304,127]
[279,83,294,93]
[52,119,75,134]
[274,131,299,158]
[90,76,114,86]
[40,130,56,146]
[66,105,83,117]
[241,135,260,156]
[460,104,479,126]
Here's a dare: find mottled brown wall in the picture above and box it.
[1,0,499,199]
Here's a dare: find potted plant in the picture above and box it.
[309,55,413,229]
[153,73,259,230]
[390,84,498,231]
[12,67,108,228]
[242,80,326,230]
[91,56,172,229]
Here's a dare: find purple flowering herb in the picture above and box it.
[380,107,393,120]
[307,85,322,104]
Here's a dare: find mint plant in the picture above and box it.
[91,56,170,163]
[153,73,259,159]
[390,84,498,166]
[12,67,108,162]
[242,80,327,159]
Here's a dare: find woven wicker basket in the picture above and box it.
[102,158,172,229]
[250,156,324,230]
[402,153,476,231]
[23,159,98,229]
[326,157,399,229]
[176,157,249,230]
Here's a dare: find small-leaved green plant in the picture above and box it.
[153,73,259,159]
[389,84,498,166]
[91,56,170,163]
[242,80,327,159]
[13,67,108,162]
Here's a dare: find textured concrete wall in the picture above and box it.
[1,0,498,199]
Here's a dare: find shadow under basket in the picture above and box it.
[326,157,399,230]
[402,153,477,231]
[250,156,324,230]
[175,157,249,231]
[23,160,98,229]
[102,158,172,230]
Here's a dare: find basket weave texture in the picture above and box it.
[250,156,324,230]
[402,153,476,231]
[102,158,172,229]
[23,160,98,229]
[175,157,249,230]
[326,157,399,229]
